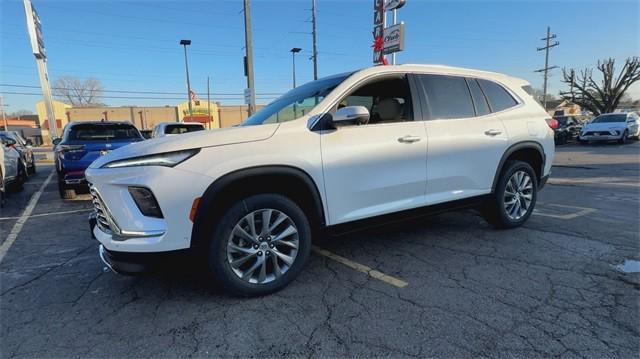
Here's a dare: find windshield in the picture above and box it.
[242,73,352,126]
[591,114,627,123]
[68,124,142,141]
[165,124,204,134]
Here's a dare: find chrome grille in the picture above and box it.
[90,187,112,234]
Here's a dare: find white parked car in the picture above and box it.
[151,122,205,138]
[579,112,639,144]
[0,135,24,206]
[86,64,555,296]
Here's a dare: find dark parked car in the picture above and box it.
[54,121,144,199]
[0,130,36,175]
[554,115,583,145]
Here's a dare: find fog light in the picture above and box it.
[128,187,163,218]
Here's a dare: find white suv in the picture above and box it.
[86,64,555,296]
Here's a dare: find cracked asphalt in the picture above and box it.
[1,142,639,358]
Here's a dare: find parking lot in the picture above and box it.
[1,143,639,358]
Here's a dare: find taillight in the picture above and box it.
[545,118,559,130]
[58,145,86,160]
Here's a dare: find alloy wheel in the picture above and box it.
[503,170,534,220]
[226,208,299,284]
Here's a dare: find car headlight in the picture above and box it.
[101,149,199,169]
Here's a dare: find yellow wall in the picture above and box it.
[36,100,71,144]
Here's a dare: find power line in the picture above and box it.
[0,91,278,101]
[0,84,282,96]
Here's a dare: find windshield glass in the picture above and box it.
[591,114,627,123]
[68,124,142,141]
[242,73,352,126]
[165,124,204,134]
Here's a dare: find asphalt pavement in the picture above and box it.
[1,142,639,358]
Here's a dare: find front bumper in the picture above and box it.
[85,164,213,253]
[579,133,623,141]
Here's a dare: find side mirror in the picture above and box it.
[333,106,370,126]
[52,138,62,146]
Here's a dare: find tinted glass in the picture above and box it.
[68,124,142,141]
[165,124,204,134]
[591,114,627,123]
[339,76,412,124]
[478,79,518,112]
[467,79,490,116]
[419,75,475,119]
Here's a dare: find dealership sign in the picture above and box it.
[373,0,406,65]
[382,23,405,54]
[23,0,46,59]
[384,0,406,11]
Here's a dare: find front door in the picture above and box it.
[320,74,428,225]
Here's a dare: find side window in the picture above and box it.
[466,78,490,116]
[477,79,518,112]
[418,75,475,120]
[338,76,413,125]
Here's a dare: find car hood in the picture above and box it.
[582,122,626,131]
[90,124,278,168]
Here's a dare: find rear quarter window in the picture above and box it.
[478,79,518,112]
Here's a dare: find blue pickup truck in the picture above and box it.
[54,121,144,199]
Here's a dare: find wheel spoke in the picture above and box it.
[245,213,257,237]
[271,253,283,277]
[272,225,297,242]
[269,213,288,232]
[228,243,255,255]
[258,256,267,283]
[233,225,257,244]
[230,253,256,268]
[242,255,264,280]
[260,209,273,236]
[272,248,294,266]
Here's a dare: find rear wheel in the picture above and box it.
[483,160,538,229]
[58,176,76,199]
[28,161,36,175]
[207,194,311,296]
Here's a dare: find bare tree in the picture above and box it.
[560,57,640,115]
[53,76,104,107]
[8,109,34,117]
[531,88,557,107]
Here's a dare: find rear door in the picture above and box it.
[416,74,511,204]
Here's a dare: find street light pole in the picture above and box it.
[180,39,192,122]
[243,0,256,116]
[0,96,7,131]
[290,48,302,89]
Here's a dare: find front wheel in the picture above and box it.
[618,130,628,144]
[207,194,311,296]
[482,160,538,229]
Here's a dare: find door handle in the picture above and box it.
[397,135,421,143]
[484,129,502,136]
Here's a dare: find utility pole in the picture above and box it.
[243,0,256,115]
[535,26,559,110]
[0,96,7,131]
[207,76,211,129]
[311,0,318,80]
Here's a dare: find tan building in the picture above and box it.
[35,99,262,144]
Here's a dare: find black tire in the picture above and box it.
[0,168,5,208]
[28,161,36,175]
[13,162,26,192]
[207,193,312,296]
[58,177,76,199]
[482,160,538,229]
[618,130,628,144]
